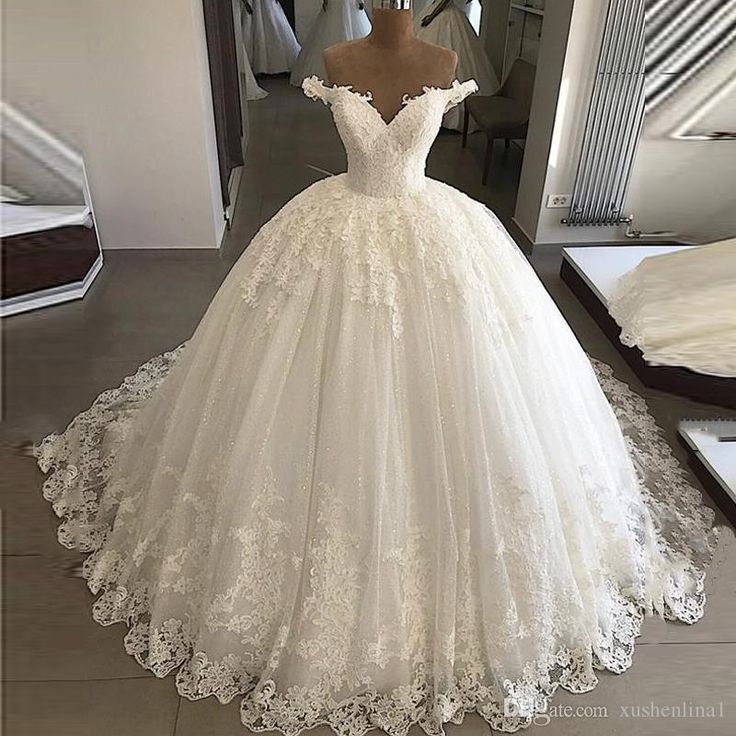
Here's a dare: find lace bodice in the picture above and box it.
[302,76,478,198]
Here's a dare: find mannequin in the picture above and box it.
[323,0,457,123]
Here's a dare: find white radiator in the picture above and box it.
[563,0,646,227]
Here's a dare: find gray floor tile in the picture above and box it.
[0,442,76,557]
[172,643,736,735]
[542,642,736,736]
[3,553,150,682]
[174,697,340,736]
[638,527,736,645]
[5,676,179,736]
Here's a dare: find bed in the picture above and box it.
[560,244,736,409]
[1,202,102,317]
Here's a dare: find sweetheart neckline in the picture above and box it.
[311,77,466,128]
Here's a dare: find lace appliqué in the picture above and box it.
[31,73,717,736]
[302,76,374,107]
[240,77,485,339]
[34,346,716,736]
[302,76,477,115]
[238,177,503,339]
[442,79,479,112]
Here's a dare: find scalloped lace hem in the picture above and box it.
[33,348,717,736]
[77,574,661,736]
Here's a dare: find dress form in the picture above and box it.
[323,2,457,123]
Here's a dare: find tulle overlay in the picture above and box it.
[36,174,715,735]
[35,79,715,735]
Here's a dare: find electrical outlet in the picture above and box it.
[546,194,571,208]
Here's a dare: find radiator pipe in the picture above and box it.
[587,0,632,224]
[571,0,619,224]
[594,0,643,225]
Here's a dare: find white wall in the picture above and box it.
[2,0,88,205]
[480,0,509,80]
[624,42,736,243]
[514,0,579,244]
[529,0,616,245]
[2,0,87,147]
[3,0,225,250]
[514,0,736,246]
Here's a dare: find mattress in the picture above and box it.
[1,203,92,238]
[562,245,693,305]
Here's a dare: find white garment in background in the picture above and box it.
[0,203,91,238]
[233,0,268,100]
[416,0,482,35]
[413,0,434,19]
[242,0,300,75]
[242,52,269,100]
[295,0,323,42]
[610,237,736,378]
[415,0,499,130]
[36,76,715,736]
[290,1,371,86]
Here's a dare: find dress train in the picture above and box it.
[34,76,716,736]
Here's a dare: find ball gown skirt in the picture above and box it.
[35,77,716,735]
[609,237,736,378]
[415,0,499,131]
[290,1,372,87]
[243,0,301,75]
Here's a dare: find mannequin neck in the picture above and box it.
[369,9,415,49]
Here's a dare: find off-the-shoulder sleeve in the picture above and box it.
[302,76,333,105]
[444,79,479,112]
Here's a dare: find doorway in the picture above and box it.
[202,0,245,216]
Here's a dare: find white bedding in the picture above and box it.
[1,203,92,238]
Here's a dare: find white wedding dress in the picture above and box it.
[36,77,716,735]
[413,0,434,20]
[233,0,269,100]
[243,53,269,101]
[290,1,371,87]
[609,237,736,378]
[243,0,301,75]
[415,1,499,130]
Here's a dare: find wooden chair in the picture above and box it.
[462,59,536,185]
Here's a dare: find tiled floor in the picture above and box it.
[2,76,734,736]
